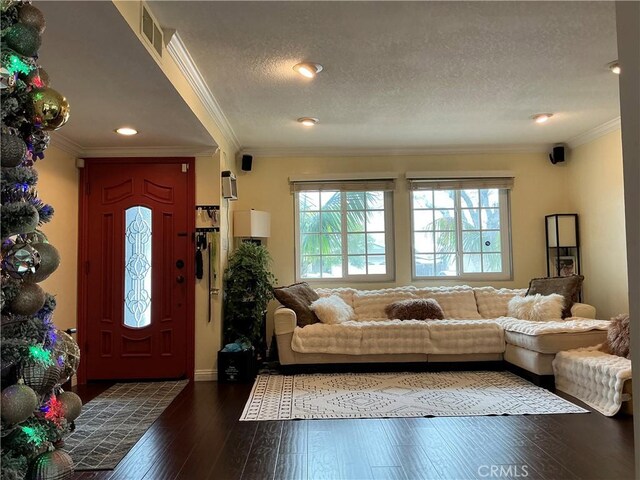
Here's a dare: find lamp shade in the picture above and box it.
[233,210,271,238]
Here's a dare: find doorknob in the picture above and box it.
[176,275,185,284]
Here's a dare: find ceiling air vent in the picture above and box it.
[141,2,163,58]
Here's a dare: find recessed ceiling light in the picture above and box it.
[293,62,323,79]
[115,127,138,136]
[608,61,621,75]
[532,113,553,124]
[298,117,319,127]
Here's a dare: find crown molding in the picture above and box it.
[48,134,217,158]
[567,117,621,149]
[79,146,218,158]
[166,32,241,153]
[50,133,83,156]
[242,144,549,158]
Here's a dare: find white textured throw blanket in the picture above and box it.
[496,317,610,335]
[291,319,504,355]
[553,346,632,416]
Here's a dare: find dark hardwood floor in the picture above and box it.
[71,379,635,480]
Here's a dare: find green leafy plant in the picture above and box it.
[223,242,276,348]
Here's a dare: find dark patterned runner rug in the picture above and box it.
[66,380,188,470]
[240,371,587,421]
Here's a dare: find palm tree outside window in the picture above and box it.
[293,179,395,282]
[409,176,513,280]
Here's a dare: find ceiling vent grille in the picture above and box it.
[141,2,163,58]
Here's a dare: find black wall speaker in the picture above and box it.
[241,154,253,172]
[549,145,565,165]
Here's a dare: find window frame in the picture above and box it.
[410,187,512,281]
[294,190,395,283]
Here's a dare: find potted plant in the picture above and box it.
[222,242,276,370]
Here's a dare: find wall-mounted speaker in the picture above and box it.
[549,145,566,165]
[241,154,253,172]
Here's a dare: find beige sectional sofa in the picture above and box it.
[274,286,609,378]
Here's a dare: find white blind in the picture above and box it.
[290,179,395,193]
[408,177,514,191]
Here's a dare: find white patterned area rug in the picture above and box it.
[240,371,587,421]
[66,380,188,470]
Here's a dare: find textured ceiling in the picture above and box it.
[149,0,620,152]
[37,1,215,151]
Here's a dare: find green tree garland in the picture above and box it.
[1,1,78,478]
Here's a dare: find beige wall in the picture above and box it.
[233,152,574,336]
[35,134,629,378]
[566,130,628,319]
[36,145,79,332]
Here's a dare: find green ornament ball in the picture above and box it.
[4,22,42,57]
[0,383,38,424]
[21,362,62,395]
[1,133,27,167]
[18,4,46,34]
[27,449,74,480]
[24,243,60,283]
[8,282,46,315]
[58,391,82,422]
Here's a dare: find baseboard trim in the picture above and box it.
[194,369,217,382]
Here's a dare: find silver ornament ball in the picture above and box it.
[0,383,38,424]
[58,391,82,422]
[27,449,74,480]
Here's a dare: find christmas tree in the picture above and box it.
[1,1,82,478]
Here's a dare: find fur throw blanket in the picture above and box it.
[602,313,630,359]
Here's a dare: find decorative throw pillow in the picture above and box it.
[310,295,354,325]
[272,282,320,327]
[384,298,445,321]
[507,293,564,321]
[602,314,631,359]
[526,275,584,318]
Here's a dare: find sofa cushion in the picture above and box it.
[507,293,564,321]
[352,287,417,320]
[505,330,608,354]
[273,282,320,327]
[310,296,354,325]
[474,287,526,318]
[413,286,482,319]
[526,275,584,319]
[384,298,445,321]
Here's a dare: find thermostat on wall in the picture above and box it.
[221,170,237,200]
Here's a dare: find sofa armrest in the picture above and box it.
[571,303,596,319]
[274,307,297,335]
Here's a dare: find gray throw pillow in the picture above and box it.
[384,298,445,321]
[526,275,584,319]
[273,282,320,327]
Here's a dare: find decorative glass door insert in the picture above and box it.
[124,206,152,328]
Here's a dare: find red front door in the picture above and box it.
[81,158,194,380]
